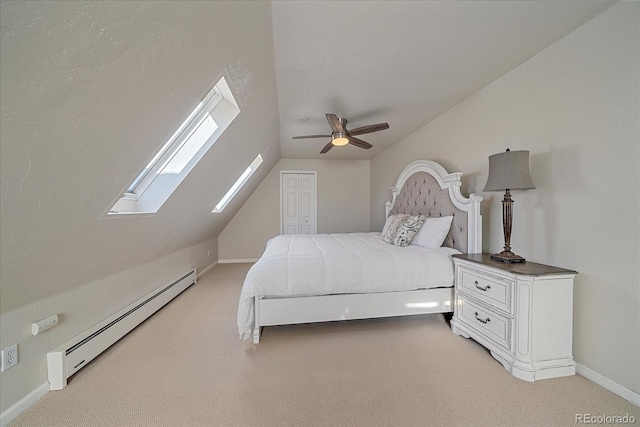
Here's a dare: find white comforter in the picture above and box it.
[237,232,460,340]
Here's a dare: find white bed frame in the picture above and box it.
[252,160,482,343]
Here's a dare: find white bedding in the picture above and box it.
[237,232,460,340]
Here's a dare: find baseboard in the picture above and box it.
[0,382,49,426]
[196,261,219,279]
[576,363,639,406]
[218,258,259,264]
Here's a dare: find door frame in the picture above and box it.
[280,170,318,235]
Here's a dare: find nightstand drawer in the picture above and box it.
[458,295,512,351]
[459,268,513,313]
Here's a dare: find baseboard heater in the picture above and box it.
[47,269,196,390]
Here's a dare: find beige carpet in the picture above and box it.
[11,263,639,427]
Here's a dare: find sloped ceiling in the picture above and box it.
[0,1,616,313]
[273,0,615,160]
[0,1,280,312]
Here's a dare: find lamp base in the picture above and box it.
[490,251,526,264]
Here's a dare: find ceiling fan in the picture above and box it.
[293,114,389,154]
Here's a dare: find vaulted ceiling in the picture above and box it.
[0,1,281,312]
[273,1,615,160]
[0,1,616,313]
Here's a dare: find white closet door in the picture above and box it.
[282,174,300,235]
[281,172,317,235]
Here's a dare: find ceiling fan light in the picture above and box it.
[332,134,349,146]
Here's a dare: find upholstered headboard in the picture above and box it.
[385,160,482,253]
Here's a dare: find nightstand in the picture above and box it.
[451,253,577,381]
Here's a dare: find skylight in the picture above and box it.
[213,154,263,213]
[159,114,219,175]
[109,76,240,215]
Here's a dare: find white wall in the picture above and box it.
[370,3,639,395]
[0,1,280,414]
[0,1,280,314]
[0,237,217,415]
[219,159,370,261]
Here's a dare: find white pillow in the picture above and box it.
[411,216,454,248]
[381,214,397,236]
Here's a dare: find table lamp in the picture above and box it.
[484,149,535,263]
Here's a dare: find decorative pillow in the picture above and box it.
[411,216,454,248]
[382,214,406,241]
[381,214,397,236]
[383,215,426,247]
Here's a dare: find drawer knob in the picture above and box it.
[474,281,491,291]
[475,312,491,324]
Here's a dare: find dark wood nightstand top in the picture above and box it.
[453,253,577,276]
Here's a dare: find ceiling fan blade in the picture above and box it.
[348,137,373,150]
[292,134,332,139]
[347,123,389,136]
[320,141,334,154]
[326,114,344,133]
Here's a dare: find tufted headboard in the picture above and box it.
[385,160,483,253]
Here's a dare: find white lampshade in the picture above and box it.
[484,150,535,192]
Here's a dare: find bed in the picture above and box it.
[237,160,483,343]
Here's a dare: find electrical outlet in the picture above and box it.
[1,344,18,372]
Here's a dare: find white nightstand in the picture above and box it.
[451,254,577,381]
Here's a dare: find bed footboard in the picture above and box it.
[252,288,453,343]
